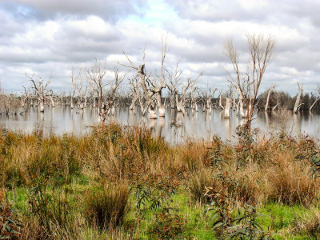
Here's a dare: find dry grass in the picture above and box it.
[84,182,130,230]
[265,150,316,206]
[295,208,320,238]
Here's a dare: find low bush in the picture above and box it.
[266,152,316,206]
[0,188,22,240]
[84,182,129,230]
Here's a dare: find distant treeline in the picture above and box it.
[256,90,320,111]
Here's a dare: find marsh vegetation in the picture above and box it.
[1,123,320,239]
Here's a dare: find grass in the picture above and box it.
[1,123,320,239]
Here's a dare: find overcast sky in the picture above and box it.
[0,0,319,96]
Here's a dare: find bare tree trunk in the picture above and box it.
[309,98,320,111]
[158,99,166,117]
[129,96,138,110]
[265,85,276,111]
[176,95,185,115]
[272,103,279,111]
[148,106,157,119]
[224,97,232,119]
[39,99,45,112]
[49,96,55,107]
[219,92,224,110]
[70,96,74,109]
[169,92,176,109]
[294,83,303,114]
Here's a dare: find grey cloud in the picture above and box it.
[164,0,272,23]
[4,0,145,22]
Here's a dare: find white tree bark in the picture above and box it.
[219,91,224,110]
[309,85,320,111]
[265,85,276,111]
[294,83,303,114]
[224,98,232,119]
[309,98,320,111]
[26,74,53,113]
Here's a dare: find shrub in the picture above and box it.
[189,168,222,204]
[84,182,129,230]
[148,206,192,240]
[266,153,316,206]
[28,179,73,239]
[205,188,273,239]
[0,188,22,240]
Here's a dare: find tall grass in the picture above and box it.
[84,182,130,230]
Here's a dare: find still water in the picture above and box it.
[0,106,319,144]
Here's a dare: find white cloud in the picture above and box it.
[0,0,319,95]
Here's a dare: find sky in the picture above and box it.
[0,0,320,96]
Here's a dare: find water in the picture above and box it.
[0,106,319,144]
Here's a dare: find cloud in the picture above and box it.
[0,0,319,95]
[5,0,145,22]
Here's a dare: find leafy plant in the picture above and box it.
[148,206,193,240]
[132,174,178,215]
[0,189,22,240]
[205,187,273,239]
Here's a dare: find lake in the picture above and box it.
[0,106,319,144]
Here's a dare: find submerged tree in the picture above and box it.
[86,59,124,123]
[309,84,320,111]
[225,34,275,124]
[119,38,168,118]
[293,82,303,114]
[70,67,82,109]
[26,73,53,112]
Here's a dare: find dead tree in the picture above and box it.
[309,85,320,111]
[201,83,217,113]
[294,82,303,114]
[265,85,276,111]
[190,86,200,113]
[176,75,200,115]
[151,38,168,117]
[26,73,53,112]
[119,39,168,118]
[167,62,183,109]
[86,59,124,122]
[76,77,88,109]
[21,86,30,108]
[118,49,154,116]
[225,34,275,124]
[128,77,140,111]
[224,98,232,119]
[70,68,82,109]
[218,90,225,110]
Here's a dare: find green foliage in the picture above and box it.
[0,189,22,240]
[148,206,193,240]
[235,124,254,164]
[209,135,226,168]
[294,136,320,181]
[131,174,179,218]
[205,188,273,239]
